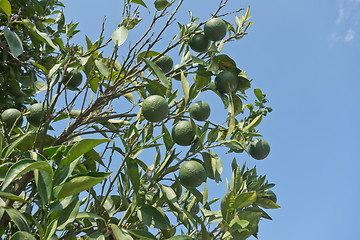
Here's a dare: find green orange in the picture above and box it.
[179,160,206,188]
[26,103,48,127]
[190,101,210,121]
[155,55,173,73]
[1,108,23,128]
[204,18,227,41]
[171,120,195,146]
[248,138,270,160]
[215,70,238,93]
[62,68,83,89]
[141,95,169,122]
[189,33,210,52]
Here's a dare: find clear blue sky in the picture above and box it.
[62,0,360,239]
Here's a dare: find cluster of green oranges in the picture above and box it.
[1,102,48,130]
[140,18,270,189]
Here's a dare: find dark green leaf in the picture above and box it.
[3,207,30,231]
[4,28,23,57]
[43,219,57,240]
[162,123,173,151]
[131,0,148,8]
[137,205,170,229]
[57,172,111,199]
[126,158,140,193]
[128,229,156,240]
[34,169,52,204]
[54,197,80,230]
[76,212,105,221]
[154,0,169,11]
[1,133,31,159]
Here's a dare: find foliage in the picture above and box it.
[0,0,278,239]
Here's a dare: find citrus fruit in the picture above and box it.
[34,134,55,148]
[141,95,169,122]
[204,18,227,41]
[171,120,195,146]
[172,64,187,81]
[263,190,277,203]
[179,160,206,188]
[62,68,83,89]
[189,33,210,52]
[215,70,238,93]
[26,103,48,127]
[190,101,210,121]
[154,55,173,73]
[1,108,23,128]
[248,138,270,160]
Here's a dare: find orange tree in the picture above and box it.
[0,0,279,239]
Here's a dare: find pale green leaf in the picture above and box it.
[95,60,109,78]
[9,231,36,240]
[109,224,133,240]
[22,19,58,50]
[0,191,29,203]
[4,28,23,57]
[180,71,190,104]
[112,26,128,47]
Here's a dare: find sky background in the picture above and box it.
[61,0,360,239]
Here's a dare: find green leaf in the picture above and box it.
[159,184,182,212]
[9,231,36,240]
[154,0,169,11]
[112,26,128,47]
[126,158,140,193]
[2,159,52,190]
[57,172,111,199]
[220,192,235,223]
[109,224,133,240]
[0,191,29,203]
[255,197,280,209]
[22,19,58,50]
[54,196,80,230]
[234,191,257,209]
[87,232,105,240]
[242,114,262,132]
[63,138,111,165]
[128,229,156,240]
[162,123,174,151]
[75,212,105,221]
[227,94,236,138]
[254,88,264,101]
[0,0,11,17]
[137,205,170,229]
[34,81,48,94]
[34,169,52,204]
[131,0,148,8]
[95,60,109,78]
[195,66,212,90]
[207,126,219,143]
[1,133,31,159]
[137,51,160,62]
[180,71,190,104]
[4,28,23,57]
[43,219,57,240]
[3,207,30,231]
[201,151,222,183]
[143,58,169,86]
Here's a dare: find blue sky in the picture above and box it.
[62,0,360,239]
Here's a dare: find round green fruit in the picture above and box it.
[189,33,210,52]
[204,18,227,41]
[155,55,173,73]
[26,103,48,127]
[248,138,270,160]
[215,71,238,93]
[62,68,83,89]
[1,108,23,128]
[190,101,210,121]
[171,120,195,146]
[141,95,169,122]
[179,160,206,188]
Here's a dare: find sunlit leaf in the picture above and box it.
[112,26,128,47]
